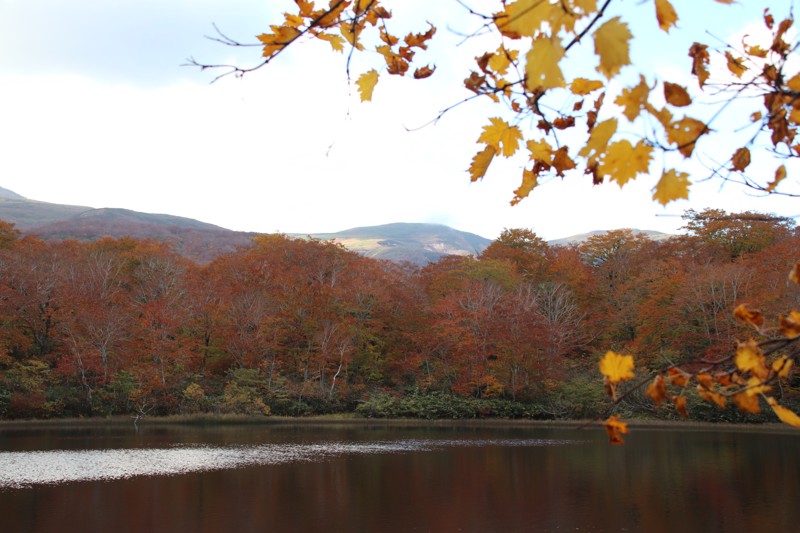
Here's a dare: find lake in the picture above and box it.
[0,421,798,532]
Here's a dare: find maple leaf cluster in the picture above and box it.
[599,261,800,444]
[255,1,437,103]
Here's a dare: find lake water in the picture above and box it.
[0,422,798,532]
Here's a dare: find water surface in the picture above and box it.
[0,423,797,532]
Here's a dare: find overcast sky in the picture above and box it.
[0,0,797,240]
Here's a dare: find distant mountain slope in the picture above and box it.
[0,196,92,229]
[302,222,492,265]
[30,207,258,263]
[548,229,673,246]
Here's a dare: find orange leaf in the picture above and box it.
[674,395,689,418]
[604,415,629,445]
[791,262,800,285]
[663,82,691,107]
[766,165,787,192]
[733,304,764,330]
[779,310,800,339]
[645,374,668,406]
[667,367,690,387]
[697,385,727,408]
[665,116,708,157]
[511,167,539,206]
[767,397,800,428]
[733,392,761,413]
[599,351,635,383]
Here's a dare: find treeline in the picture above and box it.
[0,210,798,421]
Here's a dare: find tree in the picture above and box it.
[192,0,798,205]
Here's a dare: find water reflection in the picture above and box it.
[1,425,798,533]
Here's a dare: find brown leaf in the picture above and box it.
[667,367,690,387]
[790,262,800,285]
[413,65,436,79]
[731,147,751,172]
[688,42,710,87]
[663,82,691,107]
[779,310,800,339]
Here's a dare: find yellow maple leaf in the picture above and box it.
[594,17,632,78]
[258,25,302,58]
[604,415,628,445]
[525,36,566,91]
[526,139,553,162]
[469,146,496,182]
[356,69,379,102]
[579,118,618,161]
[497,0,554,38]
[725,51,747,78]
[665,116,708,157]
[511,167,539,205]
[570,78,604,95]
[599,350,635,383]
[652,168,690,205]
[735,340,769,380]
[598,140,653,187]
[614,75,649,121]
[315,32,345,52]
[767,397,800,428]
[489,47,518,75]
[654,0,678,32]
[478,118,523,157]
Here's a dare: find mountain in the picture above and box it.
[0,188,490,264]
[547,229,673,247]
[301,222,492,265]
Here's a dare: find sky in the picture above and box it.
[0,0,797,241]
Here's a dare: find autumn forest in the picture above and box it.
[0,209,797,423]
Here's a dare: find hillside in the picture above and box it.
[0,188,492,264]
[303,222,492,264]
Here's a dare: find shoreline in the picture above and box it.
[0,413,796,435]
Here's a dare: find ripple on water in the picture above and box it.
[0,438,577,490]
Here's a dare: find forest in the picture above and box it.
[0,209,797,423]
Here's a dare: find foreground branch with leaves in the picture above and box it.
[192,0,799,204]
[600,261,800,444]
